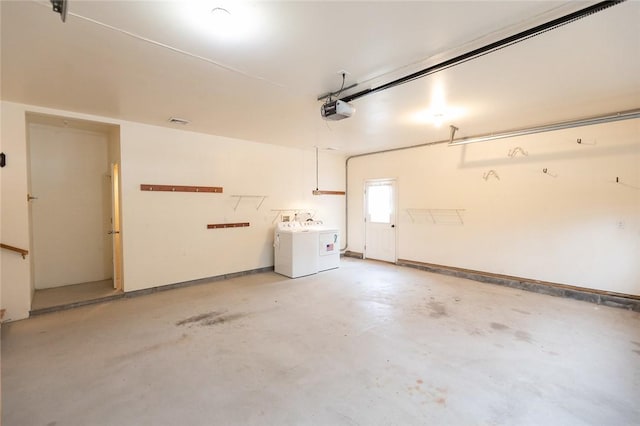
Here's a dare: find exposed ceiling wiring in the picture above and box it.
[31,0,286,89]
[331,73,346,101]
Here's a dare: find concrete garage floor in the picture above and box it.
[2,258,639,425]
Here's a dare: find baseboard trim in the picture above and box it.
[343,251,364,259]
[124,266,274,299]
[29,266,275,317]
[396,259,640,312]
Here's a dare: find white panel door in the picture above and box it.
[364,179,397,262]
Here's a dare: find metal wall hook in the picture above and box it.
[483,170,500,181]
[230,195,268,211]
[449,125,459,143]
[615,177,640,190]
[406,208,465,225]
[508,147,528,157]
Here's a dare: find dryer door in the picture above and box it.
[319,232,338,256]
[319,231,340,271]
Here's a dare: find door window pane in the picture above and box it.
[367,184,392,223]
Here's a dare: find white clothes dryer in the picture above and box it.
[300,221,340,272]
[318,228,340,271]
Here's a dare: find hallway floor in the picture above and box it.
[2,259,639,425]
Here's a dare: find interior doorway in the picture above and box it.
[364,178,397,263]
[26,113,122,312]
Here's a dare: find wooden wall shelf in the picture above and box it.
[312,190,346,195]
[207,222,250,229]
[141,184,223,193]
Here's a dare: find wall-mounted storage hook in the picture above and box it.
[483,170,500,181]
[576,137,596,145]
[542,168,558,178]
[449,125,459,143]
[508,147,528,158]
[614,177,640,190]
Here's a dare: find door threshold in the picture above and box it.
[30,292,124,316]
[30,279,122,316]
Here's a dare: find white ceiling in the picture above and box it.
[2,1,639,155]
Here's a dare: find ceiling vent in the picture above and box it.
[168,117,190,125]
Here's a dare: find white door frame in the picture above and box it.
[26,115,123,295]
[363,178,398,263]
[111,163,123,291]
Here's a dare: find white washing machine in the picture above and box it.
[301,221,340,272]
[273,222,319,278]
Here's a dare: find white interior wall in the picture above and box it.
[28,123,113,289]
[0,101,346,321]
[120,123,345,291]
[1,103,32,322]
[348,119,640,296]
